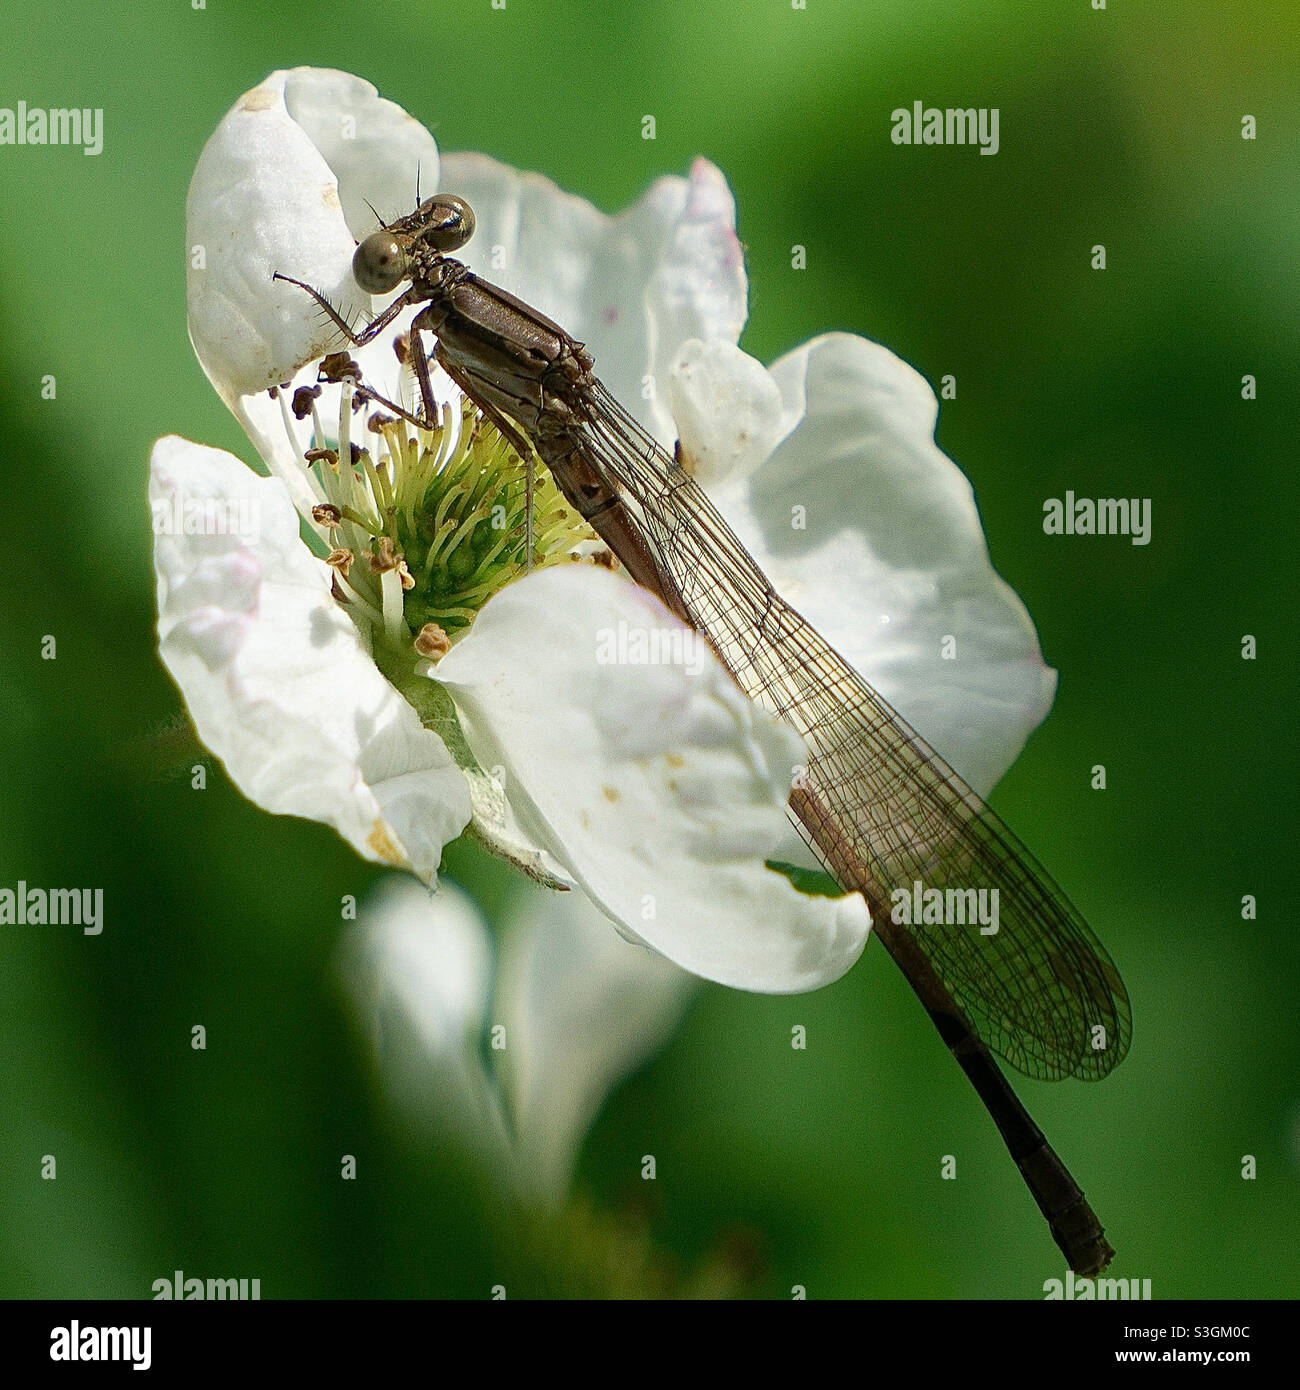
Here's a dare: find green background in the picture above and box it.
[0,0,1295,1299]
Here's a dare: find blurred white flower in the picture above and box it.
[342,875,693,1200]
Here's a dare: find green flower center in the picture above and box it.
[284,369,596,664]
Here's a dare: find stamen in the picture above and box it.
[336,380,355,501]
[332,571,385,628]
[379,566,405,645]
[275,385,306,457]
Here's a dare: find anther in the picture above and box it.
[365,535,402,573]
[292,384,322,420]
[413,623,451,660]
[320,352,362,385]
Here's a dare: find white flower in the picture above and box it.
[342,875,693,1201]
[154,66,1054,994]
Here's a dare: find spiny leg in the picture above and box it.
[272,273,413,349]
[406,312,443,427]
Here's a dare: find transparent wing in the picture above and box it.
[568,381,1130,1081]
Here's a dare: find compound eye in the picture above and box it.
[353,233,407,294]
[421,194,476,252]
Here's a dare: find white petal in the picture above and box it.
[150,435,470,878]
[340,876,510,1161]
[668,338,789,487]
[440,152,747,443]
[433,565,871,993]
[497,884,694,1200]
[672,333,1056,798]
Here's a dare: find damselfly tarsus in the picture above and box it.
[275,193,1131,1276]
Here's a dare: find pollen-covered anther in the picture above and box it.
[305,447,339,468]
[320,352,362,385]
[413,622,451,660]
[396,559,415,591]
[312,502,343,527]
[367,411,398,433]
[326,547,354,577]
[365,535,402,574]
[292,384,322,419]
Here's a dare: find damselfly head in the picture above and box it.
[352,194,475,295]
[352,230,410,295]
[412,193,475,253]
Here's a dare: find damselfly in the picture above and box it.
[275,193,1131,1276]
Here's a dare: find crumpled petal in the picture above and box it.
[433,564,871,993]
[669,333,1056,798]
[151,434,471,878]
[497,882,695,1200]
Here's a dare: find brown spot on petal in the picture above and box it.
[366,822,408,866]
[239,87,277,113]
[665,752,685,768]
[323,184,342,209]
[602,785,619,803]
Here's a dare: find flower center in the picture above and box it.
[277,356,597,662]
